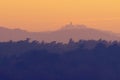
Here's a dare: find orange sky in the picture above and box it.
[0,0,120,33]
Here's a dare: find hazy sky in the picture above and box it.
[0,0,120,32]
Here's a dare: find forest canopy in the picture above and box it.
[0,39,120,80]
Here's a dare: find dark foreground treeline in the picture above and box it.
[0,39,120,80]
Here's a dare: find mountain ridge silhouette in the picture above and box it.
[0,24,120,42]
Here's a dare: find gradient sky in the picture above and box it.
[0,0,120,32]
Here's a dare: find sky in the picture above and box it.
[0,0,120,33]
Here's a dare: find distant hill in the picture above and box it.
[0,24,120,42]
[0,27,29,41]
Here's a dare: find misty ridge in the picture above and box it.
[0,23,120,43]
